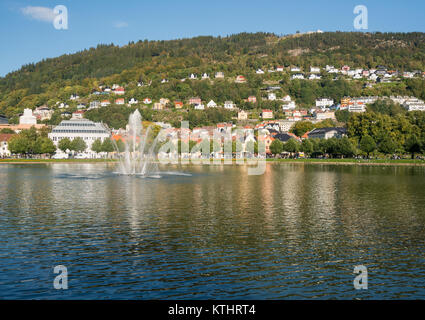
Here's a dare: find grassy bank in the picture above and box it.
[266,158,425,165]
[1,158,425,166]
[0,158,117,164]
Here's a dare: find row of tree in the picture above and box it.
[269,134,425,158]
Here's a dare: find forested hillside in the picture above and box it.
[0,31,424,123]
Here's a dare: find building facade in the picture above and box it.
[48,119,111,153]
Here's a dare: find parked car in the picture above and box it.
[52,153,69,159]
[75,153,90,159]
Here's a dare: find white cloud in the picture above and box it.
[114,21,129,28]
[20,6,56,23]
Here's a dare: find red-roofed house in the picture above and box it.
[114,87,125,95]
[235,75,246,83]
[115,98,125,105]
[174,101,183,109]
[189,97,202,105]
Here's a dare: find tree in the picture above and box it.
[70,137,87,153]
[359,135,376,157]
[269,139,283,155]
[8,135,30,155]
[58,138,72,153]
[290,121,314,137]
[0,128,15,134]
[38,137,56,155]
[283,139,300,153]
[91,139,103,153]
[404,135,422,159]
[335,110,350,123]
[101,138,114,153]
[337,137,356,158]
[378,136,397,155]
[301,139,314,155]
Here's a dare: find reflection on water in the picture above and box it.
[0,163,425,299]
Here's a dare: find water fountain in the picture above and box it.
[114,110,160,176]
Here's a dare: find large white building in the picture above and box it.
[348,103,366,113]
[48,118,111,153]
[19,109,37,125]
[316,98,334,108]
[403,98,425,111]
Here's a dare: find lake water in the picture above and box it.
[0,163,425,299]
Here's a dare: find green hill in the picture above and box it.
[0,31,424,127]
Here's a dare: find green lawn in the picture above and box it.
[266,158,425,164]
[0,158,117,163]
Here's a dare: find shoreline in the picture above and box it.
[1,158,425,166]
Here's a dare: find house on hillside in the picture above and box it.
[115,98,125,105]
[207,100,217,108]
[261,109,274,119]
[307,127,347,139]
[224,101,235,109]
[238,110,248,120]
[174,101,184,109]
[235,75,246,83]
[114,87,125,95]
[215,72,224,78]
[101,100,111,107]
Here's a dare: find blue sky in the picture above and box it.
[0,0,424,77]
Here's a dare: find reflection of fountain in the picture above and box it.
[114,110,159,176]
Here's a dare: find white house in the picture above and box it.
[348,103,366,113]
[238,110,248,120]
[403,98,425,111]
[207,100,217,108]
[281,101,296,110]
[291,67,301,72]
[310,67,320,73]
[89,101,101,109]
[309,74,321,80]
[128,98,138,105]
[315,111,336,121]
[224,101,235,109]
[256,69,265,74]
[316,98,334,108]
[194,104,205,110]
[215,72,224,78]
[201,73,209,79]
[291,74,304,80]
[268,93,276,101]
